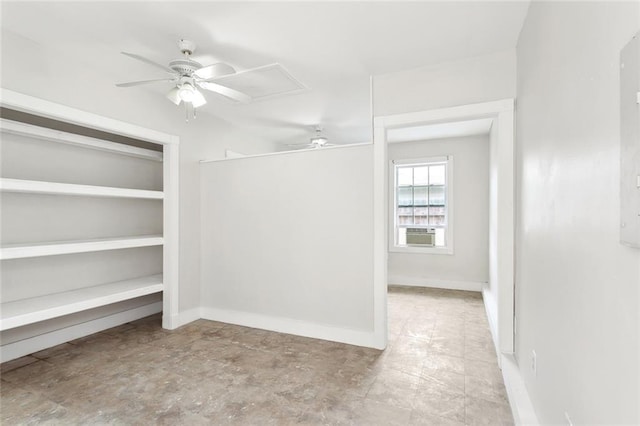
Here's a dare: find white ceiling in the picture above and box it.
[1,1,529,148]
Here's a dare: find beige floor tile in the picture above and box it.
[0,383,70,425]
[0,355,39,374]
[410,410,466,426]
[465,374,509,404]
[429,335,466,357]
[464,357,503,381]
[465,395,514,425]
[366,367,421,410]
[30,343,77,360]
[464,338,498,363]
[413,377,466,423]
[420,368,465,393]
[422,352,465,375]
[0,286,512,425]
[403,318,437,340]
[355,398,413,425]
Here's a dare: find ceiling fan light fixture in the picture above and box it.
[178,83,196,102]
[191,89,207,108]
[310,136,328,146]
[166,86,182,105]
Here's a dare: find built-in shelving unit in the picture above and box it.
[0,178,164,199]
[0,118,163,161]
[0,235,164,260]
[0,275,164,331]
[0,89,179,362]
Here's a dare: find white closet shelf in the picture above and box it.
[0,118,163,161]
[0,178,164,199]
[0,235,164,260]
[0,274,163,330]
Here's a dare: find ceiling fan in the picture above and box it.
[116,39,252,119]
[287,126,337,150]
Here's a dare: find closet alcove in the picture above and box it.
[0,90,179,362]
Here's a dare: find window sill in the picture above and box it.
[389,245,454,255]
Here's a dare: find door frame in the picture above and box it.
[372,99,515,358]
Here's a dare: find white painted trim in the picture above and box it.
[388,275,483,292]
[224,149,246,159]
[200,142,372,163]
[496,108,515,355]
[0,118,163,161]
[0,89,177,145]
[482,284,500,366]
[169,307,202,329]
[501,354,540,425]
[392,156,449,165]
[201,307,378,349]
[0,302,162,363]
[374,99,515,357]
[162,142,180,329]
[0,178,164,199]
[377,99,514,129]
[372,122,388,350]
[0,275,163,330]
[389,246,453,255]
[0,235,164,260]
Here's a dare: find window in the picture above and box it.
[390,156,453,254]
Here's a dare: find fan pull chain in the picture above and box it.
[183,104,198,122]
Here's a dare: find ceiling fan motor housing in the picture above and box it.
[169,58,202,76]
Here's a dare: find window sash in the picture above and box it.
[395,163,448,229]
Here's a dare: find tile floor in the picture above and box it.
[0,286,513,425]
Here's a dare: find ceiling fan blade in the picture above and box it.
[198,81,252,103]
[194,63,236,80]
[121,52,174,74]
[116,78,175,87]
[286,143,313,147]
[166,87,181,105]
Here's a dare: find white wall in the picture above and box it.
[200,145,376,346]
[387,135,489,289]
[516,2,640,424]
[373,49,516,116]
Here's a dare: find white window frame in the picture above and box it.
[389,155,454,255]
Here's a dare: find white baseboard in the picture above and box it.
[166,307,201,329]
[0,302,162,363]
[482,285,501,366]
[388,275,484,292]
[501,354,539,425]
[481,286,538,424]
[201,307,378,349]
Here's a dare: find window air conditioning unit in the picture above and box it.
[406,228,436,246]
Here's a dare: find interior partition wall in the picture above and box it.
[199,144,379,348]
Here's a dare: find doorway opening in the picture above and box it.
[372,100,515,363]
